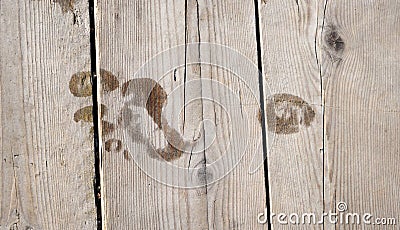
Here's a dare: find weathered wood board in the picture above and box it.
[0,0,96,229]
[1,0,399,229]
[258,0,324,227]
[322,0,400,228]
[97,0,267,229]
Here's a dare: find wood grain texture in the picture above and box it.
[97,2,187,228]
[97,0,266,229]
[0,0,96,229]
[258,0,324,227]
[322,0,400,228]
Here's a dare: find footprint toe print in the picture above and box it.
[69,71,92,97]
[69,69,190,161]
[69,69,127,158]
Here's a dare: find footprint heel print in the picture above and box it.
[266,93,316,134]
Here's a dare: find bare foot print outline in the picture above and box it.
[69,69,195,161]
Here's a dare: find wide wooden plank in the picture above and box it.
[97,0,266,229]
[97,2,186,228]
[322,0,400,228]
[258,0,324,226]
[0,0,96,229]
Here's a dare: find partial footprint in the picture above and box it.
[266,93,316,134]
[69,69,129,159]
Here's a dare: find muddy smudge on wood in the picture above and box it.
[100,69,119,93]
[146,82,167,129]
[123,79,191,161]
[73,104,107,122]
[122,78,167,128]
[69,71,92,97]
[101,120,115,137]
[54,0,75,12]
[105,139,122,152]
[70,69,120,97]
[156,144,183,161]
[266,93,315,134]
[91,121,116,137]
[257,108,263,124]
[33,0,76,13]
[123,150,131,161]
[53,0,75,12]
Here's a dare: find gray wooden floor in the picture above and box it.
[1,0,399,229]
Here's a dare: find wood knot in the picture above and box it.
[323,26,345,62]
[325,30,345,52]
[197,167,213,185]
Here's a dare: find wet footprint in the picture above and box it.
[266,93,316,134]
[69,69,192,161]
[69,69,128,158]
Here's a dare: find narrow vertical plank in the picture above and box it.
[0,0,96,229]
[185,1,267,229]
[258,0,324,226]
[98,0,267,229]
[323,0,400,227]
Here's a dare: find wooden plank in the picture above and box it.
[183,1,266,229]
[97,2,187,228]
[322,0,400,227]
[258,0,324,226]
[0,0,97,229]
[98,0,266,228]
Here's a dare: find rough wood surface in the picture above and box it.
[2,0,398,229]
[0,0,96,229]
[97,0,266,229]
[258,0,324,226]
[322,0,400,228]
